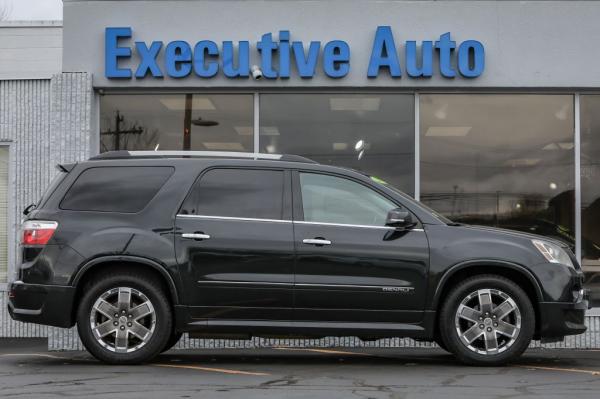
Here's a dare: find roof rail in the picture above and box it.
[89,151,317,164]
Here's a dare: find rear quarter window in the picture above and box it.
[60,166,174,213]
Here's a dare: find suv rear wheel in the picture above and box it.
[76,271,172,364]
[439,274,535,366]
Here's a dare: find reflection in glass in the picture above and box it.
[99,94,254,152]
[420,94,575,246]
[581,95,600,306]
[259,94,415,195]
[299,172,397,226]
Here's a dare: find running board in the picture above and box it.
[185,319,428,339]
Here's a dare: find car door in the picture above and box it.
[174,167,294,321]
[292,171,429,324]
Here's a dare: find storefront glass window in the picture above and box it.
[420,94,575,246]
[580,95,600,306]
[100,94,254,152]
[259,94,415,195]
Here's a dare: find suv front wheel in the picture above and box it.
[439,274,535,366]
[76,271,172,364]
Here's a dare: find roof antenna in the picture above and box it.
[154,144,160,151]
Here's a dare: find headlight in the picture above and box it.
[531,239,574,267]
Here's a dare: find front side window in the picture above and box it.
[299,173,396,226]
[180,168,284,220]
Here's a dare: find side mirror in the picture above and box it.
[385,208,414,230]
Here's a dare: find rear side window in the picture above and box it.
[180,168,284,220]
[60,166,174,213]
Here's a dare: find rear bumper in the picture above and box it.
[7,281,76,328]
[538,289,590,341]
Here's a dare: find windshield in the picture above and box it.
[368,175,454,225]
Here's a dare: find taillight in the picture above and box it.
[21,221,58,246]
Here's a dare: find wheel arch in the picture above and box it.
[71,255,180,311]
[432,260,544,336]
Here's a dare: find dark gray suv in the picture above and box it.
[8,151,589,365]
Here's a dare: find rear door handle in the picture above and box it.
[182,233,211,240]
[302,238,331,246]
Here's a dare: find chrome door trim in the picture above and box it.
[195,280,414,292]
[296,283,415,292]
[196,280,293,287]
[177,214,292,223]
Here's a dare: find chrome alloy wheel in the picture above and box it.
[90,287,156,353]
[454,288,521,355]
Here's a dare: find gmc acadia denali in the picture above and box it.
[8,151,589,365]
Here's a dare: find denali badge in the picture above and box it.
[382,286,414,293]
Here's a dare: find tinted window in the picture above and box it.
[181,169,284,220]
[60,166,174,213]
[299,173,396,226]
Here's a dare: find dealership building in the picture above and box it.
[1,0,600,350]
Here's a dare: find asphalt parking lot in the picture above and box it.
[1,339,600,398]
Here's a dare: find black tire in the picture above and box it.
[76,270,173,364]
[161,331,183,353]
[439,274,535,366]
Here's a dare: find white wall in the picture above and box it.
[0,21,62,80]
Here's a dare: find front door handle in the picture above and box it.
[303,238,331,246]
[182,233,211,240]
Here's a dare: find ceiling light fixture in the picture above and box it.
[425,126,472,137]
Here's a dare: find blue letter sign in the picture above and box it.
[105,27,133,78]
[104,26,485,80]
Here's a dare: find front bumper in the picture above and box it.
[7,281,76,328]
[538,289,590,341]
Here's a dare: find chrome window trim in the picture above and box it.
[176,214,425,232]
[177,214,291,223]
[295,220,424,231]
